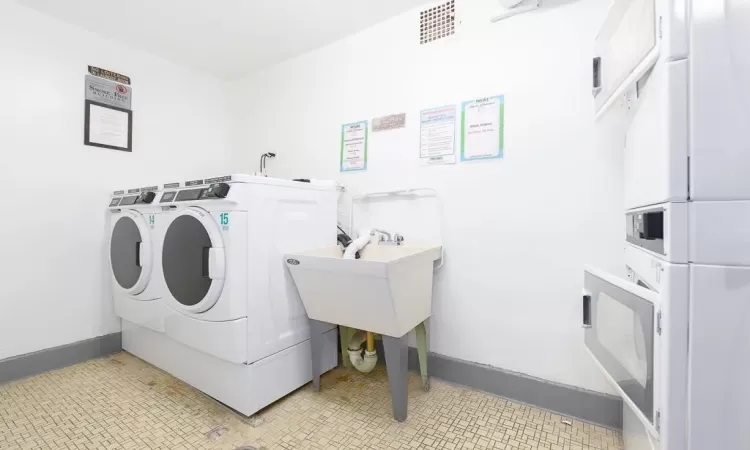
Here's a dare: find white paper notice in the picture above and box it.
[340,121,368,172]
[420,105,456,165]
[89,104,130,149]
[461,96,504,161]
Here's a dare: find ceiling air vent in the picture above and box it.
[420,0,456,45]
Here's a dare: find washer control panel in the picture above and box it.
[110,181,230,207]
[159,183,231,203]
[160,191,177,203]
[109,187,158,208]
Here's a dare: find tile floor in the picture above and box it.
[0,352,623,450]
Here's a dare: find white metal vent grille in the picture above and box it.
[420,0,455,45]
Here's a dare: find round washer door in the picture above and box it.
[162,207,225,313]
[110,211,152,295]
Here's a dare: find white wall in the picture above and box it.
[0,2,230,360]
[229,0,624,393]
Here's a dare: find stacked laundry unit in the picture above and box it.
[584,1,750,449]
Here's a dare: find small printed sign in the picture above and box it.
[420,105,457,166]
[113,190,124,195]
[372,113,406,132]
[85,75,132,110]
[461,95,504,161]
[88,66,131,85]
[127,188,140,194]
[340,121,368,172]
[163,182,180,189]
[141,186,158,192]
[185,179,203,186]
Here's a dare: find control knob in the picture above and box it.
[139,191,156,204]
[207,183,230,199]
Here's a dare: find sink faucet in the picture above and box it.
[371,229,392,242]
[371,229,404,246]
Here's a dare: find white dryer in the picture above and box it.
[108,186,167,332]
[122,174,339,416]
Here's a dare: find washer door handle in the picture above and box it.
[201,247,209,278]
[208,247,225,280]
[137,242,151,268]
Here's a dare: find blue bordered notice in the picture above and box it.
[340,121,368,172]
[420,105,457,166]
[461,96,504,161]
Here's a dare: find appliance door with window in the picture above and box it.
[161,207,247,364]
[584,253,688,449]
[161,207,226,314]
[593,0,687,119]
[584,266,659,434]
[110,210,153,297]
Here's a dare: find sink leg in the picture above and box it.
[415,321,430,392]
[382,334,409,422]
[310,319,330,392]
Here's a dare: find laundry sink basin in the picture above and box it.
[285,245,441,337]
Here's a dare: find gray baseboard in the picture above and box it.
[372,340,621,429]
[0,333,122,384]
[409,349,622,429]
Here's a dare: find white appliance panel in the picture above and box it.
[689,200,750,266]
[624,60,688,210]
[246,183,339,363]
[688,264,750,450]
[122,320,338,417]
[689,1,750,200]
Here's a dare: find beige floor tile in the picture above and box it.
[0,353,622,450]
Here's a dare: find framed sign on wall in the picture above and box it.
[84,100,133,152]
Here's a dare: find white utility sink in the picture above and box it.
[285,244,441,337]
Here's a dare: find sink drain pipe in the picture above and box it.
[348,330,378,373]
[343,229,371,260]
[342,229,378,372]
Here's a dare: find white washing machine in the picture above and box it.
[122,174,339,416]
[108,186,168,333]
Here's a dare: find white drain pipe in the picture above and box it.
[343,229,371,260]
[342,231,378,372]
[347,331,378,373]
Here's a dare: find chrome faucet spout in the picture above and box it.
[371,229,393,242]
